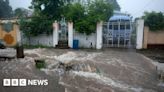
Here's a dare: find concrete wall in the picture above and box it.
[0,20,19,46]
[68,22,73,48]
[96,22,103,49]
[21,21,101,49]
[53,21,59,47]
[147,30,164,44]
[22,33,53,47]
[143,26,164,49]
[22,32,97,48]
[74,31,96,48]
[136,19,144,49]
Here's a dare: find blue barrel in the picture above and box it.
[73,40,79,49]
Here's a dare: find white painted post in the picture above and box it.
[68,22,73,48]
[96,21,103,49]
[16,24,21,45]
[136,19,144,49]
[53,21,59,47]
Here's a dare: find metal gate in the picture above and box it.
[103,21,136,48]
[58,18,68,42]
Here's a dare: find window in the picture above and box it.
[120,25,125,30]
[114,25,118,30]
[109,25,112,29]
[126,24,130,29]
[2,22,13,33]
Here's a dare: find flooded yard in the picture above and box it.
[0,48,163,92]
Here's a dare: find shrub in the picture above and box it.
[35,59,46,69]
[143,12,164,31]
[64,0,113,35]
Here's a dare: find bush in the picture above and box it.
[19,17,53,37]
[143,12,164,31]
[64,0,113,35]
[35,59,46,69]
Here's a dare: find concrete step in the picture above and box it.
[56,41,69,49]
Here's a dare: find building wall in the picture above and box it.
[143,26,164,49]
[20,21,99,49]
[136,19,144,49]
[74,31,96,48]
[22,33,53,47]
[147,30,164,44]
[0,20,18,47]
[22,32,96,48]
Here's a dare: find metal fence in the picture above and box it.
[103,21,136,48]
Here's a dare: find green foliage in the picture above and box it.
[0,0,13,18]
[20,0,70,36]
[105,0,120,11]
[64,0,113,35]
[14,8,30,18]
[20,0,114,36]
[35,59,46,69]
[142,11,164,31]
[19,17,53,37]
[30,0,71,19]
[19,18,31,37]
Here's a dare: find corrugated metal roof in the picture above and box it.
[109,15,131,21]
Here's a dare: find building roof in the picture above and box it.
[109,11,131,21]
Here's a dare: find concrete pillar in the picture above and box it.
[143,27,149,49]
[68,22,73,48]
[16,24,21,45]
[53,21,59,47]
[96,21,103,49]
[136,19,144,49]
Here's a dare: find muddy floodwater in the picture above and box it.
[0,48,163,92]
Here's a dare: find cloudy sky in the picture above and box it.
[9,0,164,18]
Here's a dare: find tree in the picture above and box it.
[71,0,120,11]
[20,0,71,37]
[0,0,13,18]
[29,0,71,19]
[64,0,113,35]
[142,11,164,31]
[20,0,115,36]
[106,0,120,11]
[14,8,32,18]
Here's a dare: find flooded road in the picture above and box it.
[0,48,163,92]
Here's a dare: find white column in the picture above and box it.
[136,19,144,49]
[68,22,73,48]
[53,21,59,47]
[16,24,21,46]
[96,21,103,49]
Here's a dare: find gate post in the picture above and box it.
[16,23,21,45]
[136,19,144,49]
[96,21,103,49]
[68,22,73,48]
[53,21,59,47]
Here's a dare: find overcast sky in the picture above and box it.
[9,0,164,18]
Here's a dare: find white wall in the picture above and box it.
[74,31,96,48]
[136,19,144,49]
[22,33,53,47]
[21,21,99,49]
[96,22,103,49]
[68,22,73,48]
[53,21,59,47]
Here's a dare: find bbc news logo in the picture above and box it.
[3,79,48,86]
